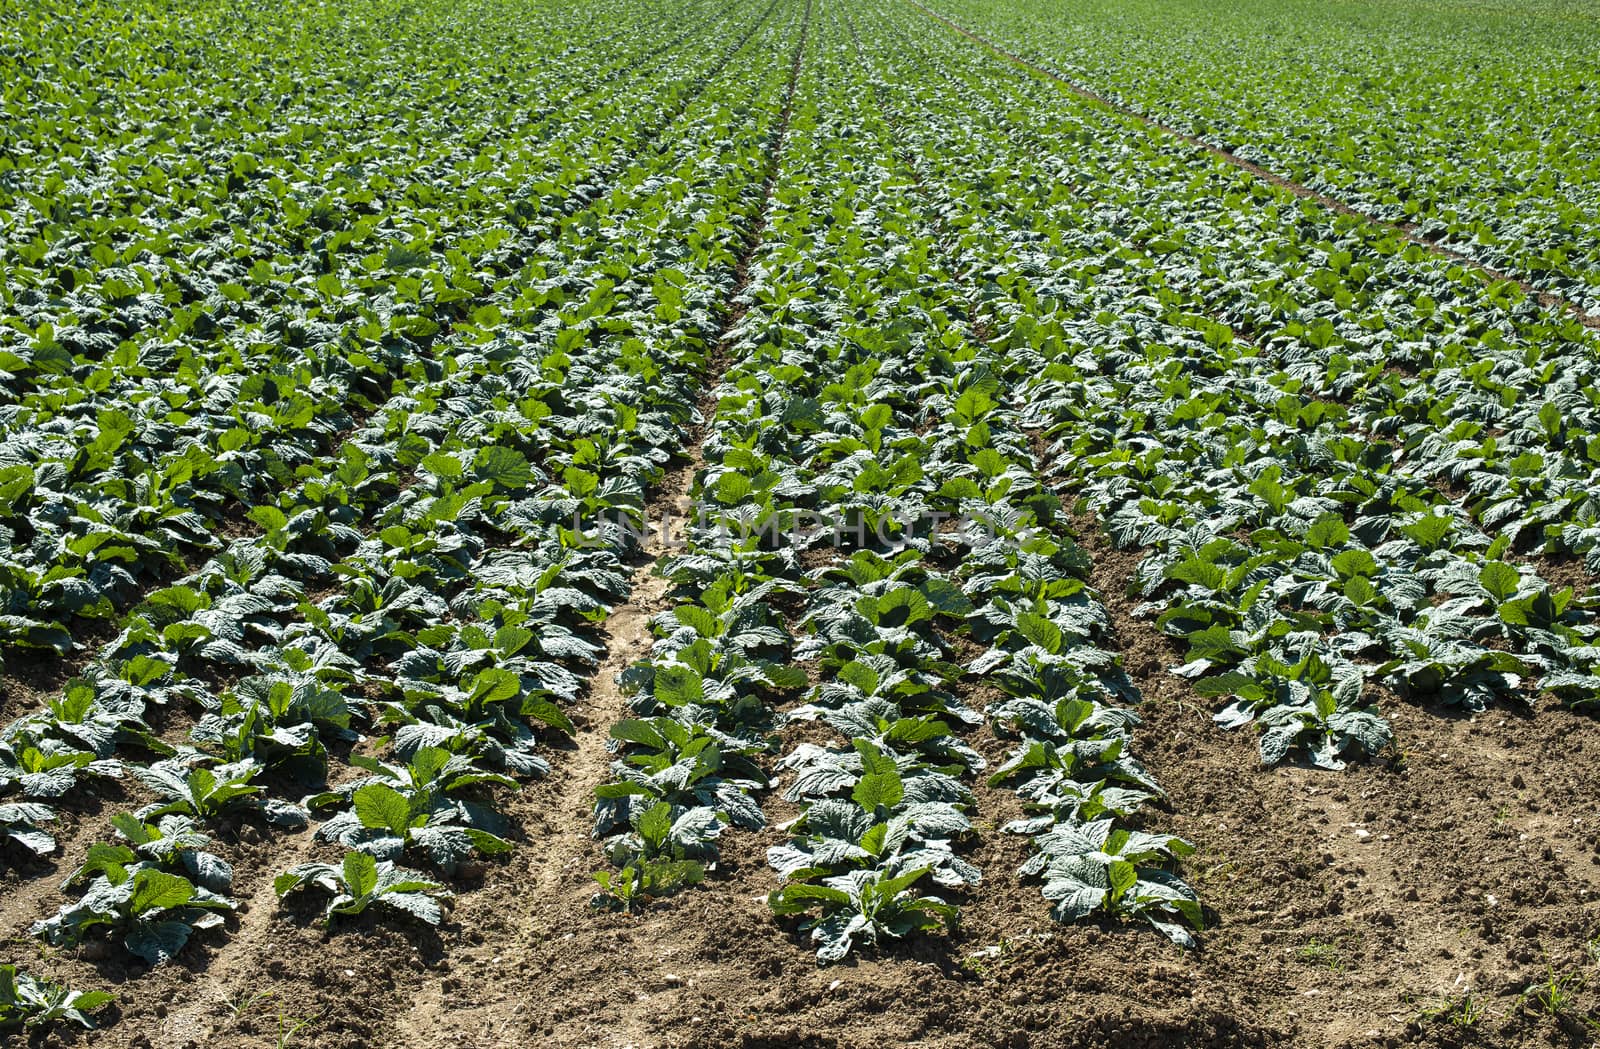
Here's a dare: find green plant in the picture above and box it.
[274,852,450,927]
[0,802,57,864]
[132,758,306,828]
[224,990,274,1022]
[313,781,511,876]
[1023,819,1201,947]
[63,813,233,895]
[1297,937,1342,971]
[770,866,958,964]
[31,867,235,965]
[961,937,1025,978]
[590,858,706,912]
[1414,991,1487,1027]
[276,1008,324,1049]
[0,966,113,1030]
[1521,963,1585,1017]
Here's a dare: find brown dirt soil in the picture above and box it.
[0,622,113,726]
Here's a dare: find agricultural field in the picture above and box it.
[924,0,1600,312]
[0,0,1598,1046]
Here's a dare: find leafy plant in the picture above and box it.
[32,867,236,965]
[132,758,307,828]
[590,857,706,912]
[0,734,123,798]
[314,781,511,875]
[1020,819,1201,947]
[0,966,113,1031]
[770,866,958,964]
[64,813,233,895]
[1520,963,1586,1018]
[274,851,450,927]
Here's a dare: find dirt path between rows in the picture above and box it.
[383,492,685,1049]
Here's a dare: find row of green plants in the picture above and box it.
[589,0,816,916]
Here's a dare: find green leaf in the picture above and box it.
[609,719,667,749]
[1166,557,1226,591]
[468,668,521,706]
[521,698,575,735]
[478,446,534,489]
[1185,624,1242,662]
[594,782,653,799]
[636,802,672,848]
[1015,612,1064,654]
[247,505,288,532]
[1344,575,1377,607]
[489,623,534,655]
[1330,549,1378,580]
[653,665,705,707]
[1305,513,1349,549]
[71,990,116,1012]
[0,464,35,508]
[128,870,197,915]
[1479,561,1520,604]
[124,919,194,966]
[352,783,413,835]
[1401,514,1453,551]
[70,842,137,887]
[342,851,379,897]
[770,881,852,915]
[920,578,975,617]
[637,858,703,896]
[876,588,931,628]
[420,452,464,480]
[851,767,904,813]
[672,605,720,638]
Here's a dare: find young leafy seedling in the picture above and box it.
[275,851,451,927]
[0,966,113,1031]
[32,867,235,965]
